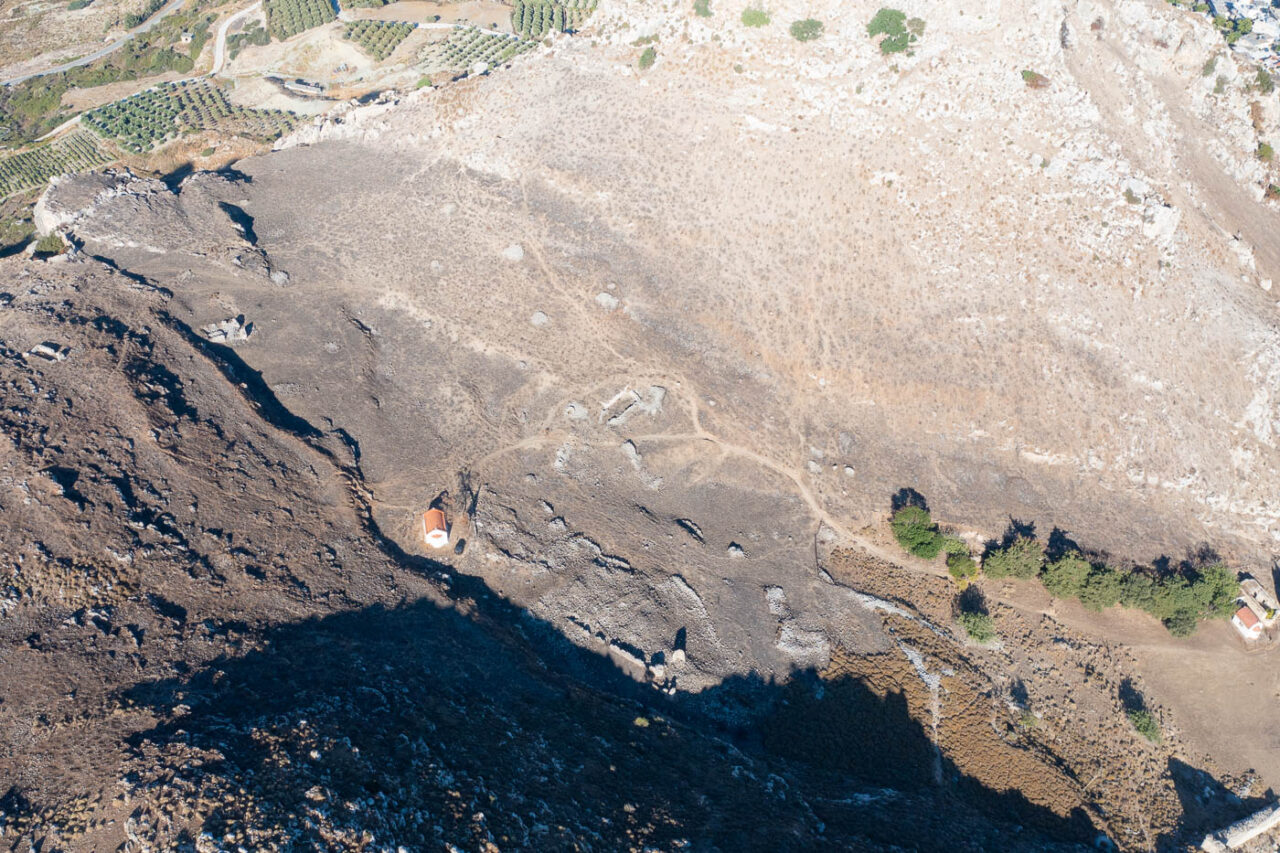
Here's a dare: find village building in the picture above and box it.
[1231,604,1264,640]
[421,508,449,549]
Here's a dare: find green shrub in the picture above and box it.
[1201,56,1216,76]
[741,6,769,26]
[638,46,656,69]
[1079,566,1125,611]
[68,0,92,9]
[947,552,978,581]
[982,536,1045,579]
[789,18,823,41]
[1021,69,1050,88]
[1258,141,1274,162]
[959,611,995,643]
[890,506,942,559]
[1190,564,1238,618]
[1256,68,1275,94]
[1163,609,1199,637]
[1127,709,1161,743]
[33,233,66,256]
[867,7,920,54]
[1041,552,1092,599]
[694,0,711,17]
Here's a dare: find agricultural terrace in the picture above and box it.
[344,20,416,60]
[0,1,219,147]
[422,27,536,70]
[226,20,272,61]
[85,81,297,154]
[265,0,338,41]
[0,132,111,200]
[511,0,597,38]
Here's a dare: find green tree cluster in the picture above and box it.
[890,506,944,558]
[887,492,1240,637]
[1127,710,1162,743]
[947,552,978,581]
[959,611,995,643]
[982,535,1045,579]
[1040,551,1237,636]
[1214,14,1252,44]
[789,18,823,41]
[867,8,923,54]
[124,0,166,29]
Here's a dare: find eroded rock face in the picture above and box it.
[37,170,278,279]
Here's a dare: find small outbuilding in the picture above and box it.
[1231,605,1264,640]
[421,508,449,549]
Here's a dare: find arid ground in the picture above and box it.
[3,0,1280,846]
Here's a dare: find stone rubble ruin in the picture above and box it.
[25,341,69,362]
[200,315,253,344]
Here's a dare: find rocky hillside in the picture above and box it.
[4,0,1280,846]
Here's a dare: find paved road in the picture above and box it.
[1,0,189,87]
[31,1,263,142]
[210,1,262,75]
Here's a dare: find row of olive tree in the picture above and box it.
[889,503,1238,636]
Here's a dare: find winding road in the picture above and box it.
[30,1,263,142]
[210,1,262,75]
[1,0,189,87]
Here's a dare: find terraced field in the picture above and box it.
[344,20,415,60]
[422,27,536,71]
[264,0,337,40]
[511,0,597,38]
[84,81,298,154]
[0,132,112,200]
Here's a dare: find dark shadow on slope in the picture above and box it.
[160,311,322,441]
[112,596,1104,852]
[1160,757,1274,851]
[956,585,989,616]
[216,201,258,244]
[1046,527,1082,562]
[890,487,929,513]
[1001,517,1038,547]
[1117,678,1146,714]
[161,162,194,192]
